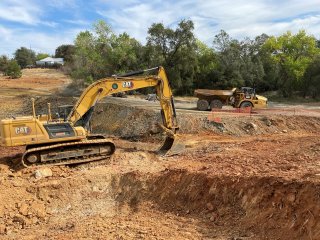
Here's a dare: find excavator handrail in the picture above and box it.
[113,66,160,77]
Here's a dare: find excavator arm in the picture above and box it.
[68,66,179,150]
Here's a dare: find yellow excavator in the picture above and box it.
[0,66,179,167]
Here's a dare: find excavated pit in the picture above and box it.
[1,162,319,240]
[112,170,320,239]
[1,141,320,240]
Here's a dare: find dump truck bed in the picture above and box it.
[194,88,236,98]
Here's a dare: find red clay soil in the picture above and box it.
[0,130,319,240]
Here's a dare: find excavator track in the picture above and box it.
[21,139,115,167]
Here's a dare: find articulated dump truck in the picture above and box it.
[195,87,268,111]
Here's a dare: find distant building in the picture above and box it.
[36,57,64,66]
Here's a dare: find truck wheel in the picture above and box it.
[197,99,209,111]
[210,99,223,109]
[240,102,253,108]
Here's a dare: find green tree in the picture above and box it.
[72,20,145,83]
[262,30,320,97]
[55,44,75,63]
[66,20,320,97]
[0,55,9,73]
[194,40,217,89]
[240,37,265,89]
[302,55,320,98]
[36,53,49,61]
[5,60,22,78]
[14,47,36,68]
[72,30,98,81]
[109,32,144,73]
[211,31,268,91]
[213,30,244,88]
[146,20,197,94]
[257,34,281,91]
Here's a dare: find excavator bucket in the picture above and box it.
[159,135,185,156]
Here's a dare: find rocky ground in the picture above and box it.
[0,69,320,239]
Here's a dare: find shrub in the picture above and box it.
[5,60,22,79]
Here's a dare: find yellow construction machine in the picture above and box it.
[195,87,268,110]
[0,66,179,167]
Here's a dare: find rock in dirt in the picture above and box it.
[34,168,52,179]
[0,224,6,234]
[13,181,23,187]
[209,212,218,222]
[30,202,46,218]
[261,117,272,126]
[12,215,26,227]
[19,203,29,216]
[206,203,214,211]
[244,122,258,132]
[248,122,258,130]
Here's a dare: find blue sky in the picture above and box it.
[0,0,320,56]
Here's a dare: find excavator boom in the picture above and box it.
[69,66,177,132]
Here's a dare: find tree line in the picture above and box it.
[1,20,320,98]
[0,49,49,78]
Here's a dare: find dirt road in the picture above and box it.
[101,96,320,118]
[0,69,320,239]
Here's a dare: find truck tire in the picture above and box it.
[240,101,253,108]
[210,99,223,109]
[197,99,209,111]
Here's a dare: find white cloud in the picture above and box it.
[0,26,12,40]
[0,0,61,27]
[0,0,41,25]
[97,2,179,43]
[227,15,320,39]
[45,0,77,9]
[193,0,320,40]
[63,19,91,26]
[1,0,320,57]
[42,21,59,28]
[96,0,320,44]
[0,28,83,57]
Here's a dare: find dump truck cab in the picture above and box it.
[234,87,268,108]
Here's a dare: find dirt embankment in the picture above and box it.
[113,170,320,240]
[92,100,320,138]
